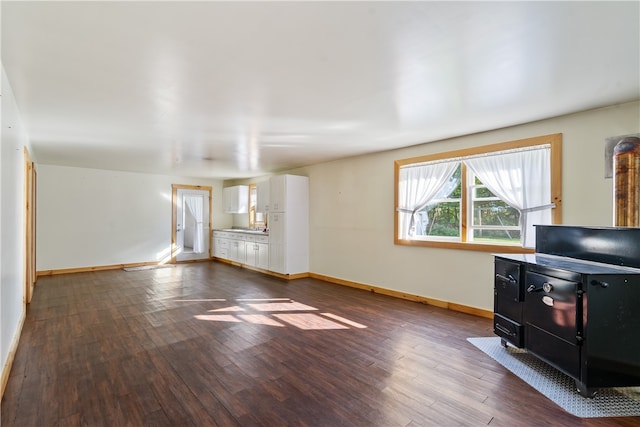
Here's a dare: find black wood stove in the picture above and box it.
[494,225,640,397]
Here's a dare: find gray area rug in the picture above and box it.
[467,337,640,418]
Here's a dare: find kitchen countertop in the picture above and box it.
[214,228,269,236]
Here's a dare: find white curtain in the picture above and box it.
[398,161,459,239]
[465,147,553,248]
[184,195,204,253]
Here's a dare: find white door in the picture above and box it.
[176,189,210,261]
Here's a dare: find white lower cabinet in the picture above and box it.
[214,230,268,269]
[268,242,286,274]
[213,234,230,259]
[256,243,269,269]
[245,236,269,269]
[267,212,285,273]
[228,238,246,264]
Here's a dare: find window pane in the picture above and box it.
[473,228,521,243]
[474,186,495,198]
[447,164,462,198]
[410,164,461,239]
[472,200,520,226]
[469,174,521,244]
[417,201,461,237]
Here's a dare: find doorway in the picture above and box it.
[171,185,212,262]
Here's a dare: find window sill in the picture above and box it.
[394,238,535,254]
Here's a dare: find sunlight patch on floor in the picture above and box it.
[192,298,367,330]
[247,301,317,312]
[273,313,349,330]
[237,314,286,327]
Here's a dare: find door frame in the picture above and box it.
[171,184,213,263]
[24,147,36,303]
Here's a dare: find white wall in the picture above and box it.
[304,101,640,311]
[1,65,30,387]
[36,166,228,271]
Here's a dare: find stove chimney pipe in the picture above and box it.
[613,136,640,227]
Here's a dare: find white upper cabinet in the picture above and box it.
[223,185,249,214]
[269,175,286,212]
[269,174,308,213]
[256,180,270,212]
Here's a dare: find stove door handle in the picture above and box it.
[496,273,517,284]
[590,280,609,288]
[527,284,541,293]
[495,323,516,337]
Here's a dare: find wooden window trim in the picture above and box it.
[248,183,266,229]
[394,133,562,253]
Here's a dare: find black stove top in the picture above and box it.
[495,253,640,275]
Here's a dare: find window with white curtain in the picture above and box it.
[394,134,562,252]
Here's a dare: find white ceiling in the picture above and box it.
[3,1,639,179]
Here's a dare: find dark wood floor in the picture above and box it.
[2,262,638,426]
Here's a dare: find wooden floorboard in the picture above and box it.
[2,261,638,426]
